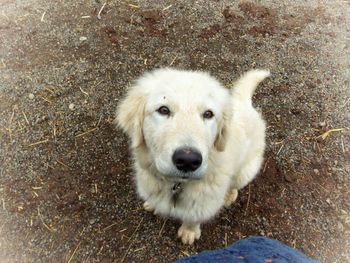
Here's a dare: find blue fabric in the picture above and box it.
[175,236,319,263]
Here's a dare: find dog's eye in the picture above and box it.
[157,106,170,116]
[203,110,214,119]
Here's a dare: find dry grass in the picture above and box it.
[121,218,144,262]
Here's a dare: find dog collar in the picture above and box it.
[171,182,182,207]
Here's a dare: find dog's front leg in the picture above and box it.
[178,222,201,245]
[224,188,238,208]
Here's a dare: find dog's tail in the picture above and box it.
[232,69,270,101]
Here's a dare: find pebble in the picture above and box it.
[337,221,344,231]
[28,93,35,99]
[319,121,326,127]
[69,103,75,110]
[284,172,296,183]
[79,36,87,41]
[36,115,48,124]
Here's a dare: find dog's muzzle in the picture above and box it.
[172,148,202,174]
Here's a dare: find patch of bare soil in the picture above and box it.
[0,1,349,262]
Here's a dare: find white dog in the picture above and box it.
[116,68,269,245]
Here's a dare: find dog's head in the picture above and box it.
[116,68,231,180]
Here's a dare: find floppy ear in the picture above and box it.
[214,115,228,152]
[214,108,231,152]
[116,88,146,148]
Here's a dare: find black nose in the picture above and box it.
[172,148,202,173]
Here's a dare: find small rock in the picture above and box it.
[290,108,301,115]
[337,221,344,231]
[79,36,87,41]
[69,103,75,110]
[89,218,96,225]
[36,115,48,124]
[326,198,331,204]
[109,35,118,45]
[319,121,326,127]
[104,26,116,35]
[284,172,296,183]
[140,10,162,23]
[313,169,319,174]
[29,93,35,99]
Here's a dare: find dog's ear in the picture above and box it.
[116,88,146,148]
[214,108,231,152]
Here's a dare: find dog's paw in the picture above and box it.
[224,188,238,208]
[143,201,155,213]
[178,224,201,245]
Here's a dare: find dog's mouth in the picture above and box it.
[155,154,206,181]
[164,172,203,182]
[166,163,206,181]
[174,176,190,183]
[178,175,192,182]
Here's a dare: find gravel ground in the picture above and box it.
[0,0,349,262]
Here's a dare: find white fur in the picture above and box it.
[116,68,269,244]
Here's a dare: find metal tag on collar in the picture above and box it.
[172,182,182,207]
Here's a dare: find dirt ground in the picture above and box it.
[0,0,349,262]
